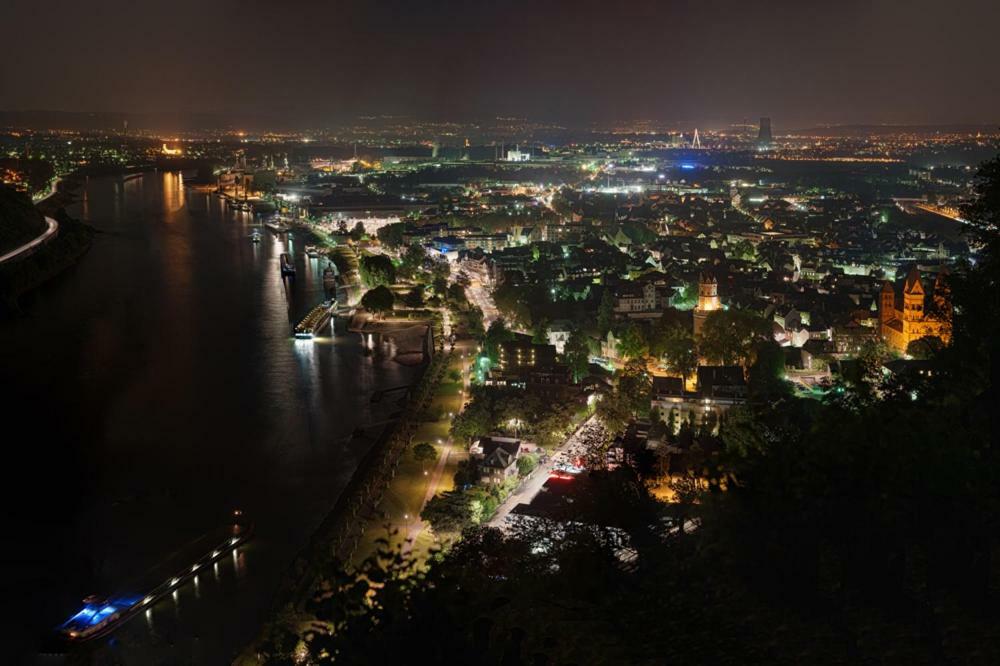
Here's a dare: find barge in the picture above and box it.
[57,517,253,644]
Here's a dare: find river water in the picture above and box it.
[1,173,418,663]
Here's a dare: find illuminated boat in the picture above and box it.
[57,517,253,644]
[280,253,296,276]
[251,230,262,243]
[264,219,290,233]
[294,300,336,339]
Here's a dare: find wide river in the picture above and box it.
[2,173,419,663]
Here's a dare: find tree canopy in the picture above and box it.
[359,253,396,288]
[360,285,394,316]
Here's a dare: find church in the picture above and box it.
[879,266,952,353]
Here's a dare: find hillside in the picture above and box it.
[0,185,46,255]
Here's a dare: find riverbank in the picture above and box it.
[240,340,451,662]
[0,178,94,314]
[350,343,474,562]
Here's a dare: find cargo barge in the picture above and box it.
[56,517,253,644]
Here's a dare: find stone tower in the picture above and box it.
[879,280,896,327]
[693,272,721,337]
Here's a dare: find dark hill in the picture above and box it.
[0,185,46,255]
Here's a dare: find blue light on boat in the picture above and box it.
[68,607,97,623]
[680,164,695,170]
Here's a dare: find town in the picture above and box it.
[2,112,998,663]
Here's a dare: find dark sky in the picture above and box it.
[2,0,998,128]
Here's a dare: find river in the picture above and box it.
[0,172,419,663]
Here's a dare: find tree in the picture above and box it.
[459,305,486,339]
[597,287,615,336]
[401,243,426,277]
[532,317,550,344]
[359,253,396,288]
[748,339,788,397]
[432,275,449,299]
[595,391,631,436]
[376,221,406,248]
[412,442,438,471]
[516,453,539,477]
[616,323,649,361]
[563,328,591,383]
[446,282,469,307]
[697,308,770,367]
[350,221,365,242]
[493,282,533,328]
[361,285,394,317]
[403,285,424,308]
[420,490,475,534]
[905,335,944,359]
[658,324,698,383]
[482,318,513,364]
[618,358,652,416]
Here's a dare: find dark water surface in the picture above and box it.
[1,173,417,663]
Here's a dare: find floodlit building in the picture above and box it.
[692,272,721,336]
[879,267,952,353]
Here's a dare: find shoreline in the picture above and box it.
[0,177,94,314]
[243,343,450,661]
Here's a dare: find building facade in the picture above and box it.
[879,267,952,353]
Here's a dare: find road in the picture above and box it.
[0,215,58,265]
[32,176,62,203]
[466,277,500,327]
[488,415,598,529]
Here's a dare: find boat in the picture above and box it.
[251,230,262,243]
[294,300,336,339]
[305,245,323,258]
[57,518,253,644]
[265,219,290,234]
[323,263,337,289]
[280,253,296,277]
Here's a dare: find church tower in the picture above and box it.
[902,267,924,323]
[879,280,896,328]
[693,272,721,337]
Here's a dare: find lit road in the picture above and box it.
[32,176,61,203]
[0,215,58,265]
[488,415,598,529]
[466,278,500,327]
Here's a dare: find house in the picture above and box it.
[472,436,522,484]
[546,320,574,354]
[651,366,747,435]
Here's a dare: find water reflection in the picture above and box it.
[3,174,420,663]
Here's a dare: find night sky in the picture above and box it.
[2,0,998,128]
